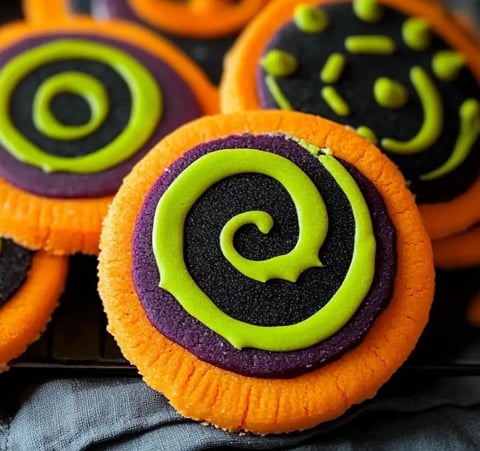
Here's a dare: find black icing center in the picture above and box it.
[257,3,480,203]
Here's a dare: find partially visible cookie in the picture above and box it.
[432,224,480,269]
[220,0,480,240]
[23,0,91,24]
[0,19,217,255]
[0,237,68,371]
[99,110,434,434]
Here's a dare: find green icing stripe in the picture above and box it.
[345,35,395,54]
[402,17,431,51]
[0,39,162,174]
[421,98,480,181]
[264,75,293,110]
[294,4,329,33]
[152,147,376,352]
[352,0,383,23]
[321,86,350,116]
[320,53,346,84]
[33,71,108,141]
[382,66,442,154]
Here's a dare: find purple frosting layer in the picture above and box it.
[132,134,397,378]
[0,33,202,198]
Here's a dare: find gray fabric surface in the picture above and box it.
[0,372,480,450]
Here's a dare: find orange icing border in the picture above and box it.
[0,18,218,255]
[0,249,68,371]
[219,0,480,240]
[98,110,435,434]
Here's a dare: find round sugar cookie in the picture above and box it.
[98,110,435,435]
[90,0,268,84]
[0,237,68,371]
[220,0,480,240]
[0,19,218,255]
[432,224,480,269]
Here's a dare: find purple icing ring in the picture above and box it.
[132,134,397,378]
[0,33,202,198]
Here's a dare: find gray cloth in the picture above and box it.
[1,373,480,450]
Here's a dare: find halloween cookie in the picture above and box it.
[90,0,268,84]
[98,110,434,434]
[220,0,480,240]
[0,237,68,371]
[0,19,217,255]
[432,224,480,269]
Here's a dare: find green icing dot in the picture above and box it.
[432,50,465,81]
[356,126,378,144]
[260,49,298,77]
[353,0,383,23]
[294,4,329,33]
[33,71,108,141]
[374,77,409,109]
[402,17,431,51]
[152,146,376,352]
[0,39,162,174]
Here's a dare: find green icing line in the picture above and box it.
[356,126,378,144]
[294,4,328,33]
[152,147,376,352]
[432,50,465,82]
[264,75,293,110]
[345,35,395,54]
[421,98,480,181]
[260,49,297,77]
[374,77,409,109]
[321,86,350,116]
[352,0,383,23]
[320,53,346,84]
[0,39,162,174]
[33,71,108,141]
[402,17,431,51]
[382,66,442,154]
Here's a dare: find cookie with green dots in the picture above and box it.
[0,236,68,371]
[98,110,434,434]
[0,18,217,255]
[221,0,480,240]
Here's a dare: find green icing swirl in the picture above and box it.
[0,39,162,173]
[152,147,376,352]
[33,71,108,141]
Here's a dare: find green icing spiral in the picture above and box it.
[152,147,376,351]
[0,39,162,173]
